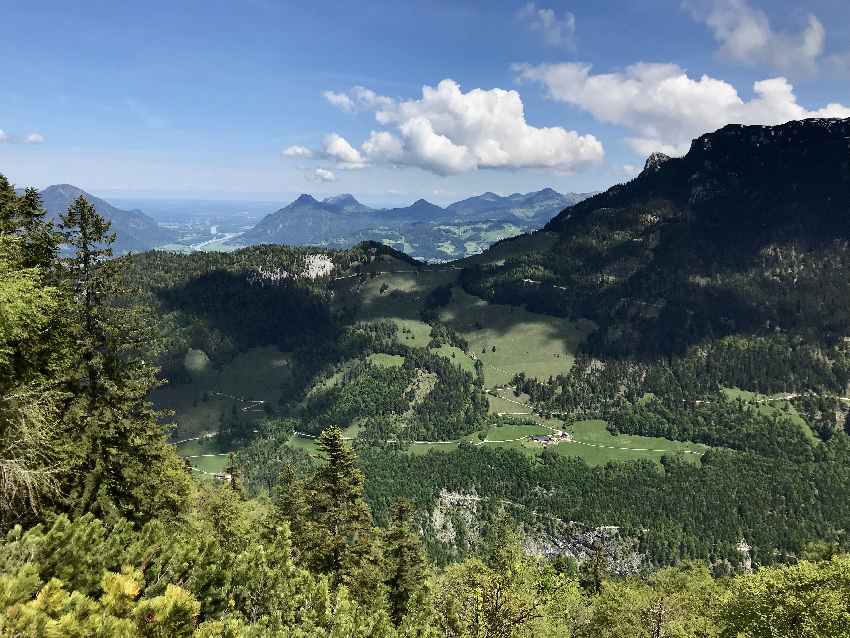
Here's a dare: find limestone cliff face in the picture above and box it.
[426,489,645,575]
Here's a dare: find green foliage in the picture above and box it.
[434,532,583,637]
[276,427,386,601]
[384,500,430,625]
[303,361,416,432]
[720,556,850,638]
[58,195,191,522]
[359,436,850,568]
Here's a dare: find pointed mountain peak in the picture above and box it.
[292,193,319,205]
[411,198,438,208]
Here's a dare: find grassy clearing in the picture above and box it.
[483,423,549,441]
[429,344,477,375]
[407,441,461,455]
[368,353,405,367]
[721,387,817,442]
[440,287,592,387]
[353,269,457,323]
[174,436,230,475]
[549,419,707,465]
[486,392,534,416]
[347,263,591,390]
[394,319,432,348]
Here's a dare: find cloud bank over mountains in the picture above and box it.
[289,79,605,177]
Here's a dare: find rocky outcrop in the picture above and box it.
[426,489,645,574]
[641,151,671,175]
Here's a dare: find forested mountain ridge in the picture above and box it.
[463,118,850,356]
[547,118,850,244]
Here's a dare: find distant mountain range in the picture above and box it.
[36,184,175,253]
[19,181,590,260]
[234,188,592,261]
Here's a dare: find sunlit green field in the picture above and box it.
[721,387,817,441]
[439,287,593,387]
[552,419,707,465]
[344,259,591,389]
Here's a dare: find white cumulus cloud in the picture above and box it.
[518,2,576,49]
[313,168,336,182]
[322,90,355,112]
[282,145,313,158]
[684,0,825,75]
[0,130,8,143]
[315,79,603,176]
[23,133,45,144]
[516,61,850,156]
[323,86,394,113]
[322,133,367,168]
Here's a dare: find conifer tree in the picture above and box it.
[383,499,428,625]
[225,452,242,496]
[59,195,189,522]
[0,177,68,530]
[281,426,385,601]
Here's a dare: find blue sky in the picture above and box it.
[1,0,849,205]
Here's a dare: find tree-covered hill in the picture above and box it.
[463,118,850,357]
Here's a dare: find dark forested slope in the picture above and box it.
[463,118,850,356]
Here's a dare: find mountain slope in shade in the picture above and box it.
[380,198,447,222]
[235,188,592,260]
[463,118,850,355]
[546,118,850,243]
[238,194,376,245]
[39,184,174,253]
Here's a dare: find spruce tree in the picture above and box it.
[383,499,428,625]
[225,452,242,496]
[0,176,68,530]
[284,426,384,600]
[59,195,189,522]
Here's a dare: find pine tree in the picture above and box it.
[286,426,385,600]
[383,499,428,625]
[580,540,608,595]
[59,195,189,522]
